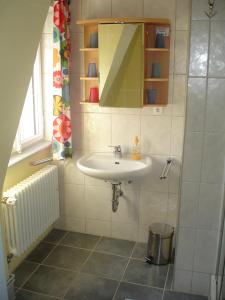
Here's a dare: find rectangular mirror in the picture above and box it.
[99,23,144,107]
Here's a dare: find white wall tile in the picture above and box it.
[55,216,85,233]
[112,187,139,225]
[172,75,187,117]
[206,79,225,132]
[112,114,141,154]
[176,0,191,30]
[82,0,112,19]
[213,0,225,21]
[85,175,111,188]
[182,132,204,182]
[140,191,168,226]
[138,225,149,243]
[193,229,218,273]
[173,269,192,293]
[144,0,176,29]
[174,30,189,74]
[189,21,209,76]
[191,272,210,296]
[168,157,181,194]
[186,78,207,132]
[171,117,184,156]
[141,116,171,155]
[201,133,225,184]
[112,0,143,18]
[112,222,138,241]
[85,185,112,221]
[64,156,85,184]
[83,113,112,151]
[209,21,225,77]
[197,183,222,230]
[71,111,83,151]
[86,219,111,236]
[179,181,199,228]
[62,184,85,218]
[70,74,83,107]
[175,227,195,270]
[166,194,179,227]
[191,0,208,21]
[141,155,169,193]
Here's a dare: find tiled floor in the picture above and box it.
[15,230,207,300]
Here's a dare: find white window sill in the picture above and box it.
[9,141,51,167]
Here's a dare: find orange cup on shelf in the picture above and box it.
[89,87,99,103]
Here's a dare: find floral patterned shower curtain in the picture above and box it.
[53,0,72,159]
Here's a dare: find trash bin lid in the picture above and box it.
[149,223,174,238]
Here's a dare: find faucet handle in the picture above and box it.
[108,145,121,152]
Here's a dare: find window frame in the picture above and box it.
[12,45,44,154]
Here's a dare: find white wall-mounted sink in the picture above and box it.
[77,152,152,182]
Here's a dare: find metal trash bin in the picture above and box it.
[146,223,174,265]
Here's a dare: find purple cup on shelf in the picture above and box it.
[146,89,157,104]
[87,63,97,77]
[90,32,98,48]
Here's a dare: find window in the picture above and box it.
[13,46,44,153]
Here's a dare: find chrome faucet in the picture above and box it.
[109,145,122,159]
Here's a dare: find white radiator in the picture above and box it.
[3,165,59,256]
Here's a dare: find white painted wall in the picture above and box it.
[0,1,50,298]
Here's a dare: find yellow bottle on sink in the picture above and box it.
[131,136,141,160]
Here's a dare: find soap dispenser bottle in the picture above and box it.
[131,136,141,160]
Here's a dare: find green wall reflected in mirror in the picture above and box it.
[99,23,144,108]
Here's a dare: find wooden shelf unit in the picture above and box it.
[79,23,100,103]
[77,18,171,107]
[144,22,170,106]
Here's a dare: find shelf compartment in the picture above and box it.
[145,48,169,52]
[144,78,168,82]
[80,77,99,81]
[144,81,168,106]
[143,103,167,107]
[80,101,99,105]
[145,24,170,49]
[80,48,99,52]
[145,51,170,79]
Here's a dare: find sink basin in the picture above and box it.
[77,152,152,182]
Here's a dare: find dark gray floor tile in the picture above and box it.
[82,252,128,280]
[165,264,174,290]
[96,237,135,257]
[26,242,54,263]
[15,261,39,288]
[23,265,75,298]
[43,245,90,271]
[64,273,118,300]
[164,291,207,300]
[16,289,58,300]
[43,229,67,244]
[123,259,168,288]
[132,243,147,260]
[114,282,163,300]
[60,232,100,249]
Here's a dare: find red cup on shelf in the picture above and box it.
[89,87,99,103]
